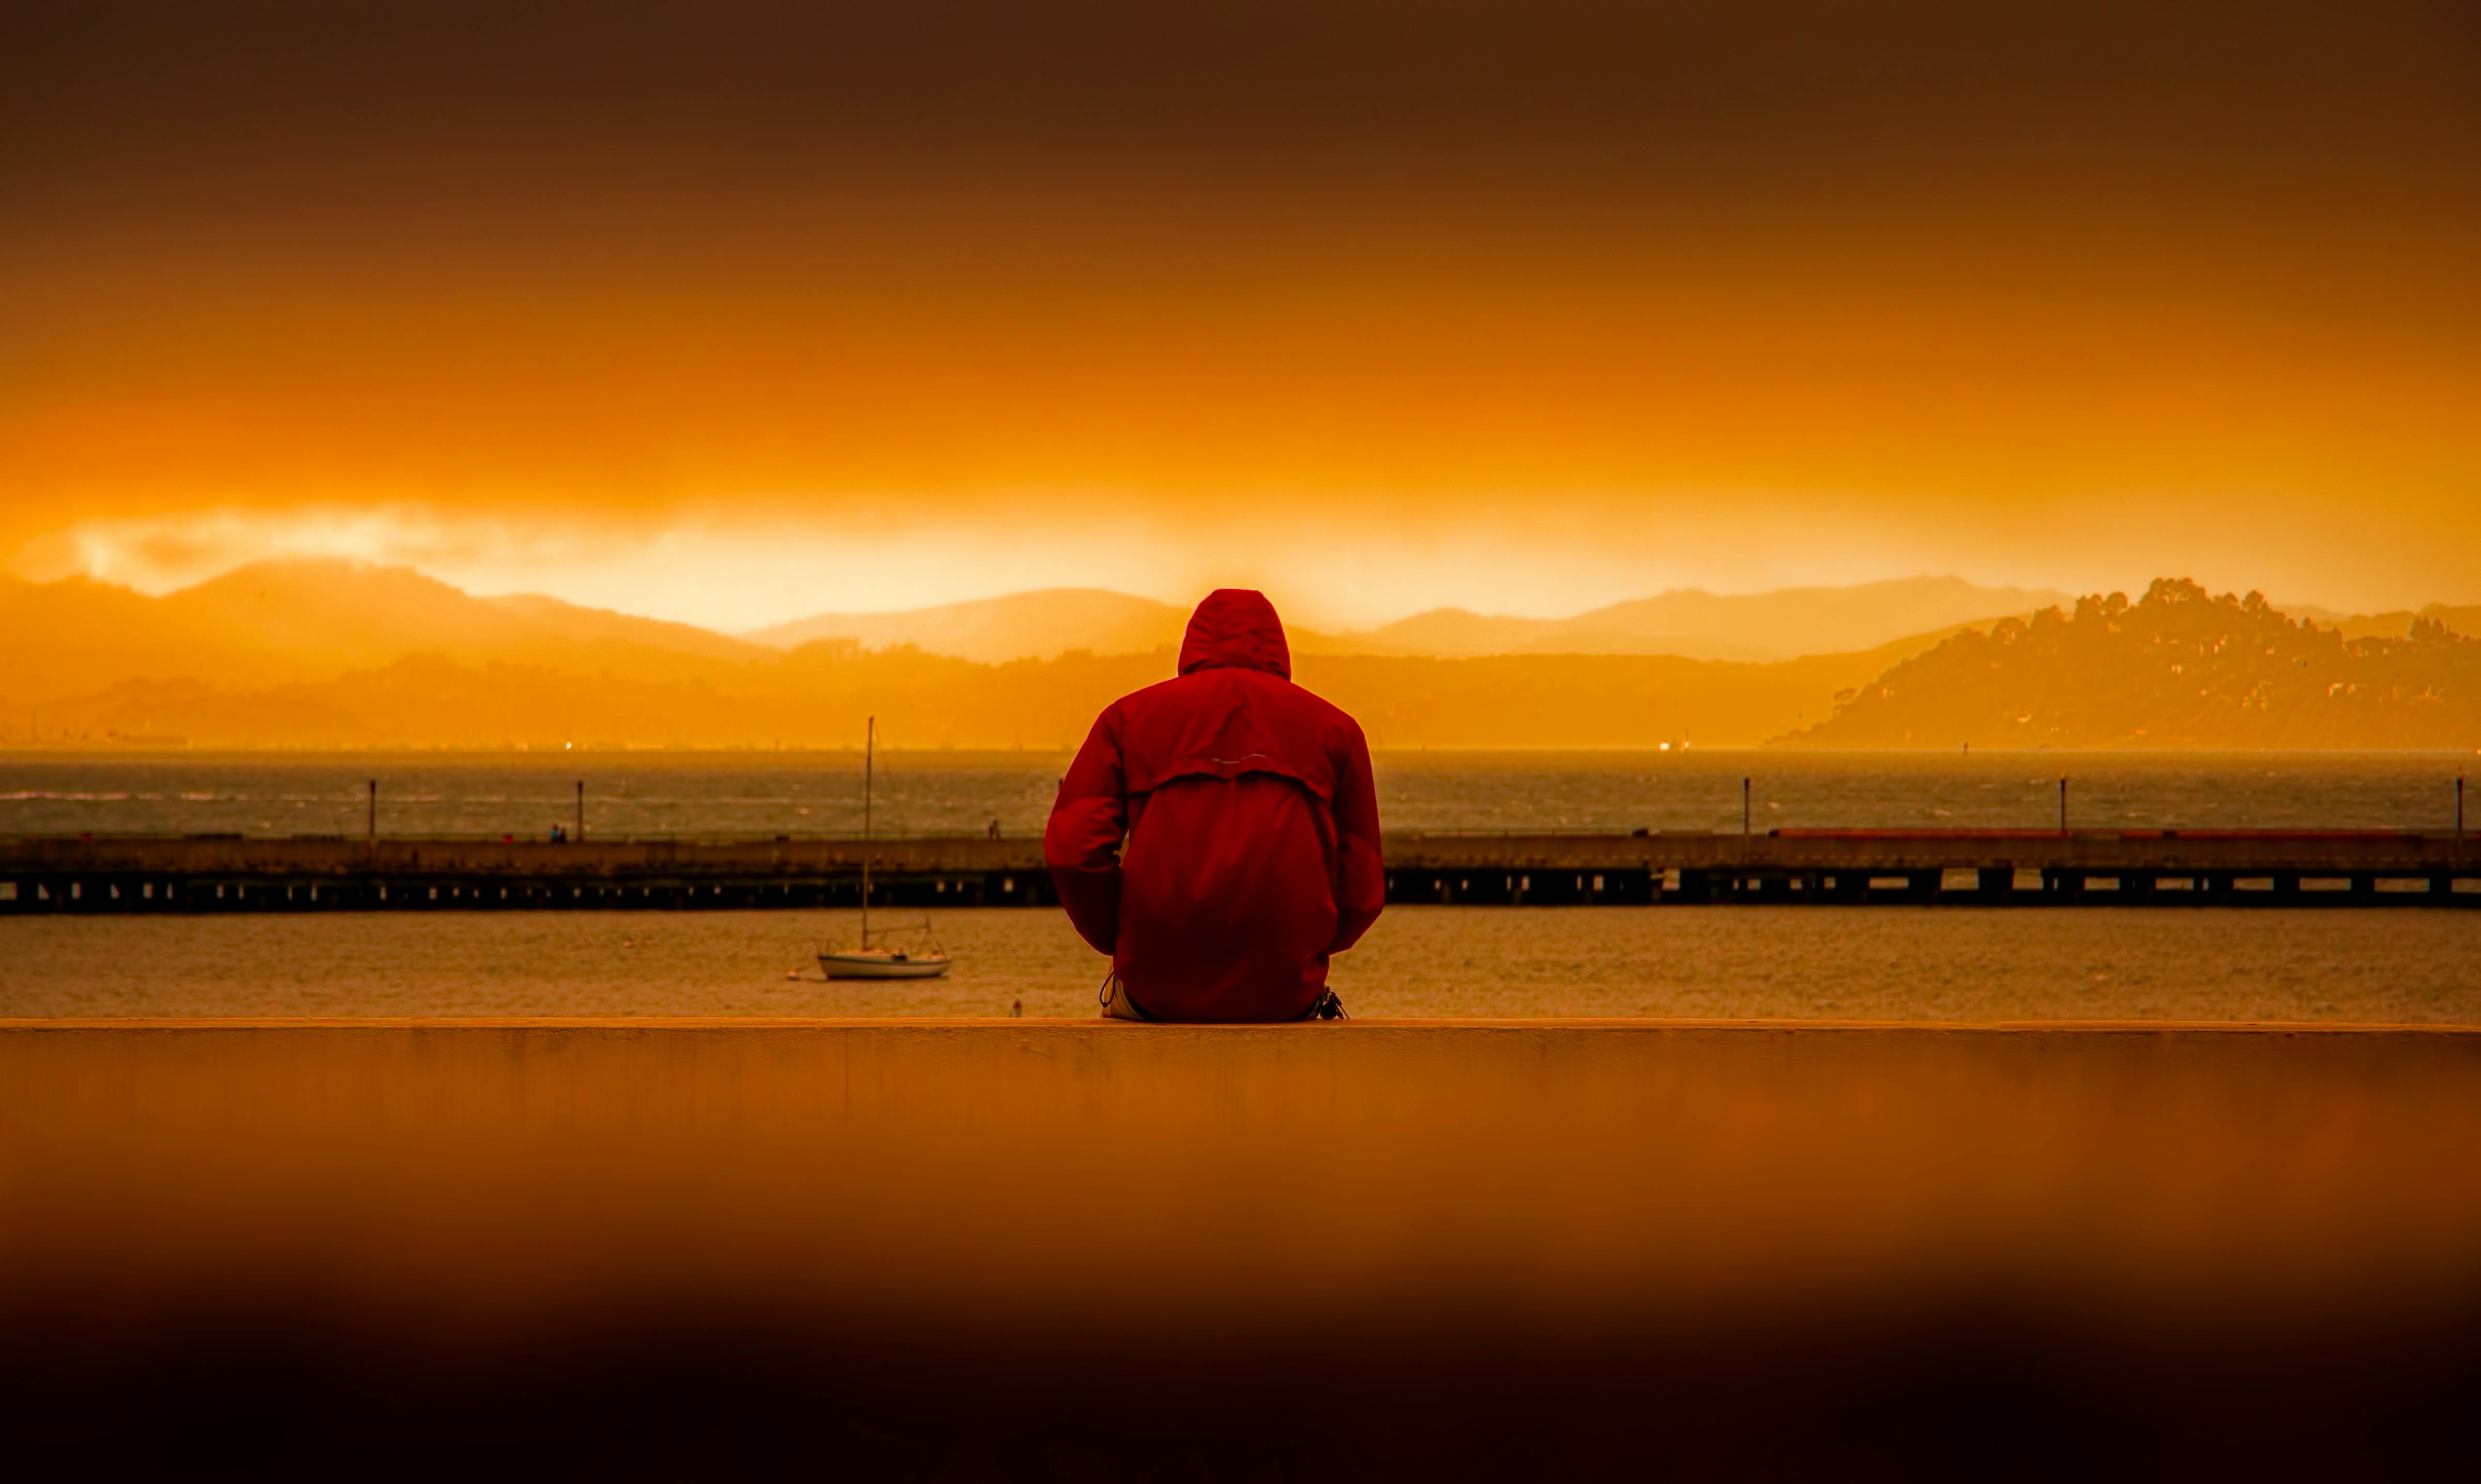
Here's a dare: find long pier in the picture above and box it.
[3,828,2475,911]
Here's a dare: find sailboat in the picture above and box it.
[819,715,953,980]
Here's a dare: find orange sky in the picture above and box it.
[4,2,2477,629]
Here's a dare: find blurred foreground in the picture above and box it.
[5,1020,2478,1477]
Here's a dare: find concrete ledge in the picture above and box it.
[8,1019,2480,1474]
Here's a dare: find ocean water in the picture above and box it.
[5,906,2477,1022]
[2,748,2473,837]
[4,751,2476,1021]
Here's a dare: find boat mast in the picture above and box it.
[861,715,874,942]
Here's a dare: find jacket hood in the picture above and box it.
[1177,589,1290,680]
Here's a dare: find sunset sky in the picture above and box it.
[5,2,2477,631]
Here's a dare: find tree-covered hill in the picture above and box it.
[1778,579,2481,749]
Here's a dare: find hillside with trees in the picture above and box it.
[1778,579,2481,749]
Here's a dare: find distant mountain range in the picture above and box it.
[738,575,2075,664]
[0,561,764,702]
[1333,577,2077,662]
[8,632,1949,751]
[3,561,2472,749]
[4,563,2075,700]
[743,589,1189,664]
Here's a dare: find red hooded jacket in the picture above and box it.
[1045,590,1384,1021]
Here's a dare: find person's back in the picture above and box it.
[1045,589,1383,1021]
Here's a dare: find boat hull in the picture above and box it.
[818,952,953,981]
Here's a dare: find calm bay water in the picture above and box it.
[4,751,2476,1021]
[4,906,2478,1022]
[3,748,2474,837]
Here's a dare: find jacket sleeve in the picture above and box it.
[1044,708,1128,957]
[1327,718,1384,955]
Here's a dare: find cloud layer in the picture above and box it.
[6,2,2477,620]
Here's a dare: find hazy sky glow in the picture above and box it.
[13,502,1965,632]
[5,2,2477,627]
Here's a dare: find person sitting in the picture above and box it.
[1045,589,1383,1022]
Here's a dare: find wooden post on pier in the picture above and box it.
[2059,777,2068,833]
[1743,777,1751,836]
[575,781,585,843]
[367,780,376,845]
